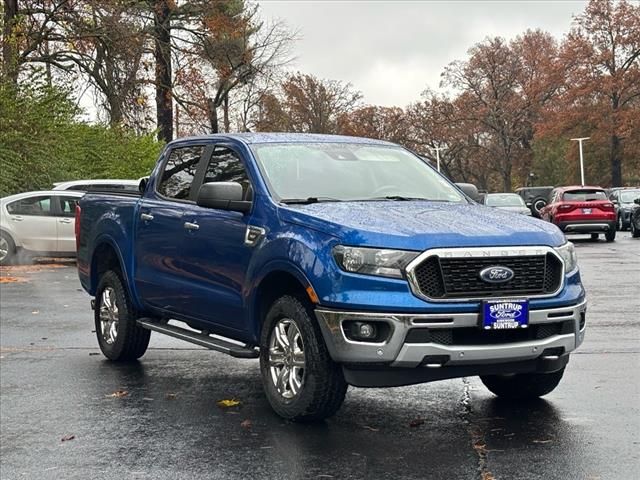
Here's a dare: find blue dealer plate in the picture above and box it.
[482,299,529,330]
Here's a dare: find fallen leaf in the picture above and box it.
[362,425,379,432]
[32,310,39,315]
[61,435,75,442]
[165,393,177,399]
[409,418,425,428]
[107,390,128,398]
[217,399,241,408]
[240,419,252,428]
[142,397,154,401]
[41,337,47,340]
[533,439,553,444]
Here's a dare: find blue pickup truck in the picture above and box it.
[77,133,587,421]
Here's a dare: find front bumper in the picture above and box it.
[315,299,586,383]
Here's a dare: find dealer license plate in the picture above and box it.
[482,299,529,330]
[582,208,592,214]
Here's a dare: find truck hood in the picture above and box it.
[279,201,565,250]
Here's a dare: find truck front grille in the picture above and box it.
[410,252,563,300]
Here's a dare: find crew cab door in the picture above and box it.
[178,145,256,332]
[134,144,208,313]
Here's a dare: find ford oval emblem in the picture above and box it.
[479,266,515,284]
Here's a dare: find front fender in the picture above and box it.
[244,227,338,338]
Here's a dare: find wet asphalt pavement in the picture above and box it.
[1,233,639,480]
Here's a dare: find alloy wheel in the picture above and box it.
[0,237,8,262]
[268,318,306,399]
[99,287,119,345]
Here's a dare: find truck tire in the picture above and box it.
[0,232,16,266]
[259,295,347,422]
[95,270,150,361]
[605,228,616,242]
[480,367,565,399]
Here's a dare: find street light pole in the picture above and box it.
[432,146,446,173]
[570,137,590,186]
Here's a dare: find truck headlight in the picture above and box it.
[333,246,418,279]
[555,242,578,273]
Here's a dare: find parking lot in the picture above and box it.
[1,233,638,480]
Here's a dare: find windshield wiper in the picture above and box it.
[361,196,441,202]
[280,197,343,205]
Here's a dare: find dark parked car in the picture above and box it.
[609,188,640,230]
[631,198,640,238]
[515,186,554,218]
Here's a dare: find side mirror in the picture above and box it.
[197,181,251,213]
[455,182,480,202]
[138,177,148,194]
[634,198,640,205]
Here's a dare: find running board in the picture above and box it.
[137,320,259,359]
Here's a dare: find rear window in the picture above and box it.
[485,194,526,207]
[621,190,640,202]
[563,190,607,201]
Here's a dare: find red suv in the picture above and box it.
[541,186,616,241]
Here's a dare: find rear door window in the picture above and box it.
[157,146,205,200]
[563,190,607,201]
[58,196,81,217]
[6,196,53,216]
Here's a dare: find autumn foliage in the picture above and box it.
[1,0,638,190]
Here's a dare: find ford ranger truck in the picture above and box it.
[76,133,587,422]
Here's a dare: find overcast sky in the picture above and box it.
[257,0,589,107]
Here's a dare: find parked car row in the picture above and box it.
[0,179,142,265]
[484,186,640,242]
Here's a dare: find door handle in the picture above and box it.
[59,219,72,224]
[11,216,23,222]
[140,213,154,222]
[184,222,199,231]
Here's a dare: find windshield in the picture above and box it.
[485,194,525,207]
[621,191,640,203]
[563,189,607,201]
[250,143,466,203]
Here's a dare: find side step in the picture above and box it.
[137,319,259,359]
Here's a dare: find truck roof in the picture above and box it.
[167,132,396,147]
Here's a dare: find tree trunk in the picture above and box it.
[610,134,622,187]
[2,0,19,85]
[207,98,219,133]
[502,162,512,192]
[223,94,230,133]
[153,0,173,142]
[108,96,123,128]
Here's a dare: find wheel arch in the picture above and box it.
[249,262,318,341]
[89,237,133,301]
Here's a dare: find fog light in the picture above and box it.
[345,321,378,341]
[358,322,376,339]
[343,320,390,342]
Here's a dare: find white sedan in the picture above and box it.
[0,190,84,265]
